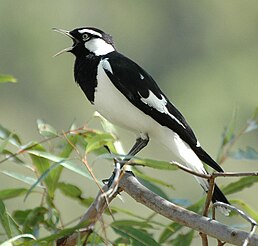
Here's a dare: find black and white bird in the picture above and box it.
[54,27,229,208]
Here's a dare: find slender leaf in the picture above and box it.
[36,119,58,137]
[223,176,258,195]
[25,221,91,245]
[159,223,182,243]
[245,107,258,133]
[231,199,258,222]
[86,132,115,154]
[0,200,21,238]
[23,207,48,230]
[57,182,82,198]
[0,125,21,147]
[134,169,174,189]
[0,170,44,188]
[24,162,60,201]
[112,225,159,246]
[58,134,78,158]
[1,149,25,165]
[222,112,236,146]
[27,150,93,180]
[1,234,36,245]
[133,158,178,170]
[139,177,169,200]
[230,147,258,160]
[110,207,146,220]
[171,230,194,246]
[13,210,31,225]
[112,220,153,229]
[0,188,27,200]
[0,74,17,83]
[28,145,56,197]
[52,134,80,191]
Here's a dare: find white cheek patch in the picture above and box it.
[139,90,186,129]
[85,38,115,56]
[102,58,113,74]
[78,29,102,37]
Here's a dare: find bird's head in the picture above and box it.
[53,27,115,57]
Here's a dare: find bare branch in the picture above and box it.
[58,172,258,246]
[119,173,258,246]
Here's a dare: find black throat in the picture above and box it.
[74,53,101,104]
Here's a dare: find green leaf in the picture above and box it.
[134,169,174,189]
[13,210,31,225]
[27,149,93,181]
[231,199,258,222]
[112,225,159,246]
[52,134,79,188]
[133,158,178,170]
[230,147,258,160]
[159,223,182,243]
[1,234,36,245]
[110,207,146,220]
[28,145,55,197]
[0,125,21,147]
[13,207,48,235]
[245,107,258,133]
[24,162,60,201]
[0,200,21,238]
[221,111,236,146]
[1,150,25,165]
[139,177,169,200]
[94,111,119,136]
[112,220,153,229]
[58,134,78,158]
[0,74,17,83]
[223,176,258,195]
[0,188,27,200]
[171,230,194,246]
[0,170,44,188]
[36,119,58,137]
[86,132,115,154]
[26,222,91,245]
[57,182,82,198]
[23,207,47,229]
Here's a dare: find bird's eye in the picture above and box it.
[82,33,89,41]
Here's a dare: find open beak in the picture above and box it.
[52,28,76,57]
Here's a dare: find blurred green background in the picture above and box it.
[1,1,258,244]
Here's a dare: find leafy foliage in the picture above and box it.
[0,74,17,83]
[0,97,258,244]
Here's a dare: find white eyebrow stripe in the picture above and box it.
[139,90,186,129]
[78,29,102,37]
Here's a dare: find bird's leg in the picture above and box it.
[104,135,149,187]
[121,135,149,167]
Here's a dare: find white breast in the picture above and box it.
[94,60,156,135]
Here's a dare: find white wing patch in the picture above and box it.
[85,38,115,56]
[78,28,102,37]
[139,73,144,80]
[139,90,186,129]
[102,58,113,74]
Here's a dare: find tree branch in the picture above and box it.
[57,172,258,245]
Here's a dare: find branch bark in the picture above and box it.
[58,172,258,246]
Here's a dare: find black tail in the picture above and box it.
[212,184,230,204]
[193,146,224,173]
